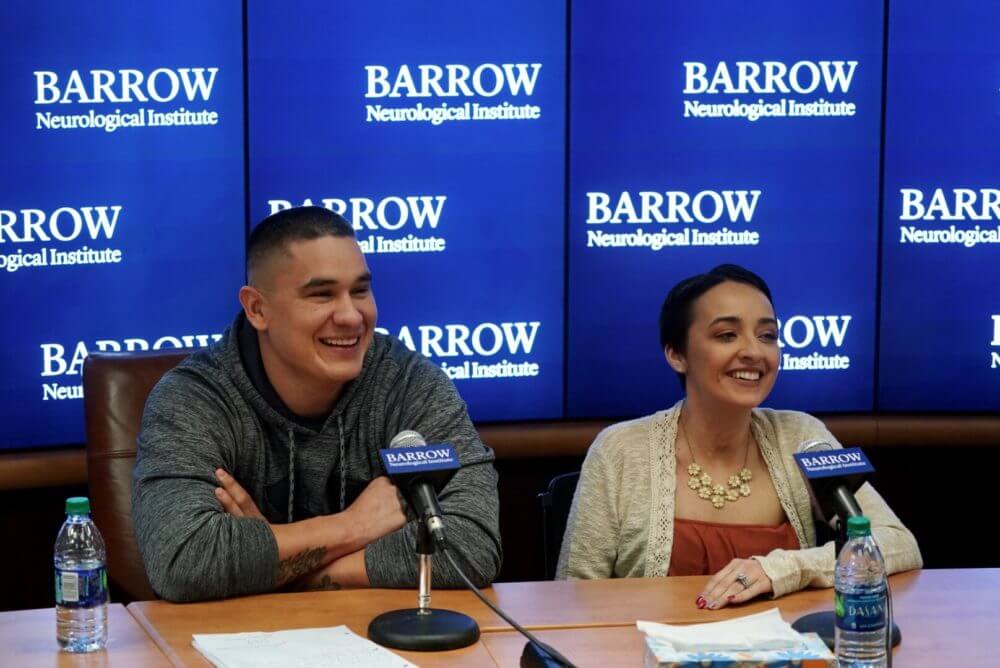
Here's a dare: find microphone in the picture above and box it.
[795,440,866,525]
[371,430,576,665]
[383,430,460,548]
[369,431,480,653]
[790,440,900,654]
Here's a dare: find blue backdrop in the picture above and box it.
[1,1,997,451]
[0,2,244,449]
[567,1,883,417]
[879,1,1000,410]
[247,0,566,422]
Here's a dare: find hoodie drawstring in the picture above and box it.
[337,415,347,512]
[287,428,296,523]
[286,417,345,521]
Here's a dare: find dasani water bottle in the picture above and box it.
[834,515,888,667]
[54,496,108,652]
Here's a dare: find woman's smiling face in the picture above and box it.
[667,280,779,409]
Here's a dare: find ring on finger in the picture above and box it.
[735,572,752,589]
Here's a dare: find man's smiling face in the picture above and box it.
[251,235,377,406]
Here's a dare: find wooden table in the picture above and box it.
[128,588,501,667]
[128,568,1000,666]
[481,626,647,667]
[0,604,171,667]
[485,569,1000,666]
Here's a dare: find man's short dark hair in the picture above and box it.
[247,206,355,284]
[658,264,774,389]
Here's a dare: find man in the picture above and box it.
[132,206,502,602]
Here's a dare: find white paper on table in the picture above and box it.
[191,625,418,668]
[637,608,806,652]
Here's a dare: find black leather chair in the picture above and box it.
[537,471,581,580]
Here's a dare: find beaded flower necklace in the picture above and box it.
[680,417,752,509]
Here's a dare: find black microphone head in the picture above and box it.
[384,430,457,492]
[797,439,834,454]
[390,430,426,448]
[794,439,867,525]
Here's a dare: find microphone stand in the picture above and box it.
[834,516,847,558]
[367,522,480,651]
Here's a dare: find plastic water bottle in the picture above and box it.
[834,516,887,667]
[54,496,108,652]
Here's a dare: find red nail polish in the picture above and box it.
[697,600,706,609]
[727,595,735,602]
[696,596,705,605]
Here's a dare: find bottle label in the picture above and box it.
[55,567,108,608]
[835,589,886,632]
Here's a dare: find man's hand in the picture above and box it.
[343,476,408,545]
[697,558,773,610]
[214,469,267,522]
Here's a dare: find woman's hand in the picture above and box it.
[697,558,773,610]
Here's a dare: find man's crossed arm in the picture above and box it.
[213,468,406,590]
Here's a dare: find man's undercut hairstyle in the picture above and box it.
[246,206,355,285]
[658,264,774,390]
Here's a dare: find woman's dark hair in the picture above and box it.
[658,264,774,389]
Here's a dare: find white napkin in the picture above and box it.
[637,608,805,652]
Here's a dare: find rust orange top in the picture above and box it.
[667,517,801,577]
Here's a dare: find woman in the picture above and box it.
[556,264,921,609]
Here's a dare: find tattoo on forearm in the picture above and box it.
[293,574,343,592]
[276,546,327,584]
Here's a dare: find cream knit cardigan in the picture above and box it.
[556,403,923,597]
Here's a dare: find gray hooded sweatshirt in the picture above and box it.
[132,315,502,602]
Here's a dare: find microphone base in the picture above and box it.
[792,610,901,651]
[368,608,480,651]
